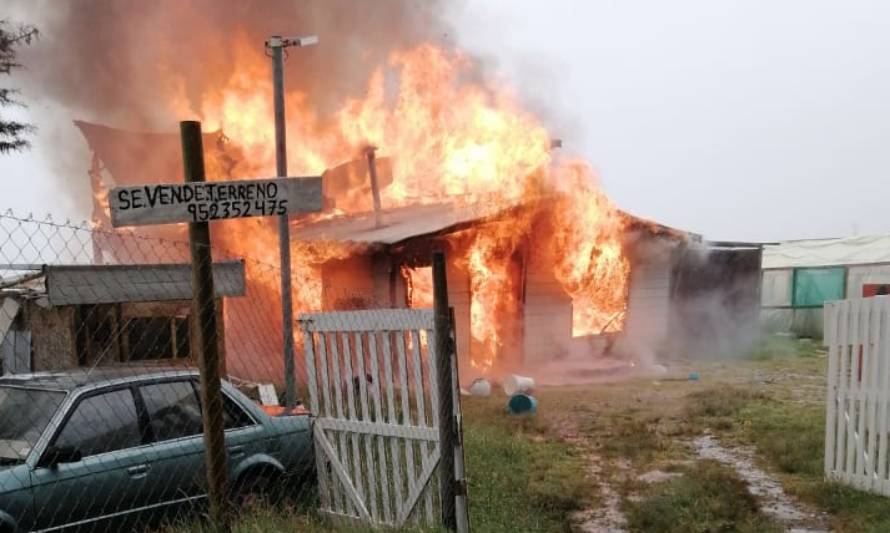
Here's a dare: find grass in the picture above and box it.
[167,393,591,532]
[682,346,890,533]
[625,460,781,533]
[169,335,890,532]
[460,395,594,532]
[740,401,890,532]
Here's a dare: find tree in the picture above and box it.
[0,19,38,154]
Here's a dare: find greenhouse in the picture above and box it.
[761,234,890,338]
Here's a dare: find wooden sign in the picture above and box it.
[110,176,322,227]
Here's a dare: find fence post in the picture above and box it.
[432,251,457,530]
[180,120,231,529]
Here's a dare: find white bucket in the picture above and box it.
[503,374,535,396]
[468,378,491,397]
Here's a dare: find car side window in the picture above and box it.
[140,381,204,442]
[222,393,255,430]
[53,389,142,457]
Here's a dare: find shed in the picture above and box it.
[760,234,890,338]
[0,262,245,375]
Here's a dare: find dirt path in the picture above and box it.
[694,433,831,533]
[554,421,629,533]
[570,453,629,533]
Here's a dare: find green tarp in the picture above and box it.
[792,267,846,307]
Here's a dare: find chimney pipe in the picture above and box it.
[366,147,383,228]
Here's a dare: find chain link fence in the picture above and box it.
[0,210,338,531]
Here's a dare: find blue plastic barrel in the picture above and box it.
[507,393,538,415]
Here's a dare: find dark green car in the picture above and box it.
[0,368,313,532]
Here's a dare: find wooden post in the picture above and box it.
[449,307,470,533]
[180,120,231,529]
[366,148,383,228]
[432,251,457,531]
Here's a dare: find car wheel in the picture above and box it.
[233,471,276,508]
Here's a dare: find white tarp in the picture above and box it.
[762,234,890,269]
[761,269,792,306]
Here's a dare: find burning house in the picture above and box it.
[74,115,764,382]
[293,198,691,377]
[61,36,768,383]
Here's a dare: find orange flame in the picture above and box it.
[162,37,631,372]
[402,266,434,309]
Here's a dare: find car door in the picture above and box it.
[133,379,207,520]
[218,388,268,476]
[30,387,152,532]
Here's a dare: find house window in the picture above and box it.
[75,305,191,365]
[127,316,190,361]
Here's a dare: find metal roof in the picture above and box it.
[0,261,245,304]
[293,199,692,247]
[293,201,506,245]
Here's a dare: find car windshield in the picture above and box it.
[0,386,66,464]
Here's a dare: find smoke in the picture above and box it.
[667,243,763,360]
[15,0,451,129]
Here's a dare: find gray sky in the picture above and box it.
[2,0,889,241]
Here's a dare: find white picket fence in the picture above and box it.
[298,308,446,528]
[824,296,890,495]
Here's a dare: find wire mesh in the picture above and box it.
[0,210,464,532]
[0,210,324,532]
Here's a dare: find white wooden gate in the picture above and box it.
[824,297,890,495]
[299,309,444,527]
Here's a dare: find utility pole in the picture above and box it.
[180,120,230,529]
[267,34,318,408]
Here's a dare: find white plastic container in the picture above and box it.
[468,378,492,397]
[503,374,535,396]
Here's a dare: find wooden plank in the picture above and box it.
[46,261,245,305]
[316,332,343,513]
[314,429,372,522]
[353,332,380,521]
[300,309,435,332]
[426,329,442,431]
[0,298,21,345]
[314,418,439,441]
[835,300,851,479]
[877,299,890,494]
[824,302,840,475]
[411,329,434,524]
[328,332,354,515]
[845,299,861,481]
[110,176,323,226]
[424,327,444,521]
[341,333,366,509]
[395,331,419,523]
[302,331,330,510]
[381,331,405,510]
[301,330,321,414]
[396,450,442,525]
[367,332,393,522]
[854,299,870,485]
[449,320,470,533]
[865,298,881,489]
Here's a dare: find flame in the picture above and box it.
[460,217,529,371]
[402,266,434,308]
[550,161,631,336]
[152,37,632,372]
